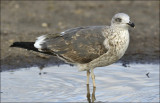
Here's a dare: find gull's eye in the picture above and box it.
[115,18,122,22]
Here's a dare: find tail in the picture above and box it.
[10,42,55,55]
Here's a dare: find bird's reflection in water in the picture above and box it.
[86,84,96,103]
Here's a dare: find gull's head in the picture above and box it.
[111,13,135,29]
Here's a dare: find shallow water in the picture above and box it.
[1,63,159,102]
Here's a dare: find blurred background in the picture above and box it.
[1,1,159,70]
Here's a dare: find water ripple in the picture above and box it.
[1,63,159,102]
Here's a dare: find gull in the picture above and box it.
[11,13,135,87]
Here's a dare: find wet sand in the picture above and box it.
[1,1,159,71]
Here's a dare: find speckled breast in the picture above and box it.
[110,30,129,60]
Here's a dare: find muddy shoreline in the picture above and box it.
[1,52,159,71]
[1,1,159,71]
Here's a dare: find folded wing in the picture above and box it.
[36,26,109,64]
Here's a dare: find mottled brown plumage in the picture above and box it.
[41,26,108,64]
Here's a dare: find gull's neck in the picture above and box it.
[110,25,129,31]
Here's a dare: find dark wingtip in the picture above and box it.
[10,43,15,47]
[10,42,17,47]
[9,42,55,56]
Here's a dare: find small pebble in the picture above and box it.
[41,23,48,27]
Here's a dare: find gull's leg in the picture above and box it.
[91,68,96,87]
[86,84,91,103]
[92,86,96,103]
[87,70,90,85]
